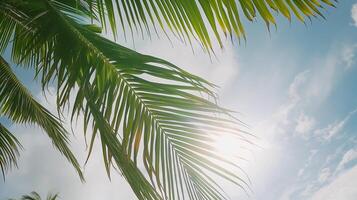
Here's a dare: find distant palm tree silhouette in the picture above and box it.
[9,191,58,200]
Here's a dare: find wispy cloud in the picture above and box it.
[309,166,357,200]
[275,42,357,200]
[295,113,316,139]
[288,70,310,102]
[268,44,356,140]
[270,70,310,131]
[342,45,357,70]
[351,4,357,27]
[336,148,357,172]
[314,109,357,141]
[298,149,318,178]
[318,168,331,183]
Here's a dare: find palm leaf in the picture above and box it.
[0,122,22,178]
[1,0,253,199]
[0,55,84,180]
[84,0,336,51]
[86,93,162,199]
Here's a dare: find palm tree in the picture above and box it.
[8,191,58,200]
[0,0,335,199]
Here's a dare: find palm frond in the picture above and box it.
[1,1,253,199]
[84,0,336,51]
[0,122,22,178]
[0,2,27,53]
[86,94,162,199]
[0,55,84,181]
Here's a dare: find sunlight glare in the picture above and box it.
[213,134,240,158]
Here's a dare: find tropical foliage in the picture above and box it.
[0,0,334,199]
[0,56,83,179]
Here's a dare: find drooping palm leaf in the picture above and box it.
[0,122,21,178]
[0,55,84,180]
[85,0,335,51]
[86,94,162,199]
[1,0,253,199]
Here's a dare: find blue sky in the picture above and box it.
[1,1,357,200]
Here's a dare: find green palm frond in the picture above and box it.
[0,55,84,180]
[0,122,22,178]
[86,95,162,199]
[1,0,253,199]
[85,0,335,51]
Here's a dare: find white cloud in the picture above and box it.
[265,44,355,140]
[351,4,357,27]
[309,166,357,200]
[293,148,357,200]
[269,70,309,130]
[336,148,357,172]
[288,70,310,102]
[275,70,309,125]
[298,150,318,179]
[342,45,357,70]
[305,56,338,101]
[318,168,331,183]
[301,184,315,197]
[295,113,315,139]
[293,44,356,103]
[314,109,357,141]
[275,46,357,198]
[250,46,353,199]
[263,70,310,137]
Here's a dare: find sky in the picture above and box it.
[1,1,357,200]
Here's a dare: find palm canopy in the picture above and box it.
[0,0,335,199]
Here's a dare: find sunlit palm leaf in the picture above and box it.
[86,95,162,199]
[1,0,252,199]
[0,55,84,180]
[86,0,335,51]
